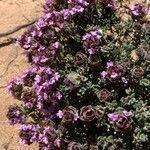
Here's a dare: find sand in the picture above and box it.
[0,0,43,149]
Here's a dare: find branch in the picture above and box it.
[0,18,38,37]
[2,136,13,150]
[0,48,18,78]
[0,38,14,48]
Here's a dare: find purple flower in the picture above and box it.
[33,67,60,98]
[53,72,61,81]
[16,33,33,50]
[7,77,23,99]
[122,111,132,117]
[21,90,36,109]
[57,110,64,118]
[108,113,119,121]
[44,11,65,28]
[15,35,22,46]
[53,91,63,100]
[7,105,24,125]
[83,31,101,55]
[36,90,62,115]
[110,72,118,78]
[106,61,114,68]
[54,138,61,148]
[74,113,80,121]
[22,68,36,87]
[36,99,57,116]
[108,111,133,132]
[121,77,128,84]
[19,123,39,145]
[36,17,48,30]
[131,2,149,17]
[68,0,89,8]
[39,126,57,143]
[52,41,60,49]
[101,61,125,80]
[61,9,71,20]
[101,71,108,78]
[38,124,59,149]
[70,5,85,15]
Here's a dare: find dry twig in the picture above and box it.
[0,18,37,37]
[0,38,14,48]
[0,48,18,78]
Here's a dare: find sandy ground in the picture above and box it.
[0,0,44,149]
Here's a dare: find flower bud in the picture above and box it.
[80,105,96,122]
[68,142,83,150]
[74,52,86,65]
[95,106,105,118]
[62,106,78,123]
[97,89,111,102]
[132,66,144,78]
[108,111,133,132]
[114,114,132,132]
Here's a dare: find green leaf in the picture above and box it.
[140,78,150,87]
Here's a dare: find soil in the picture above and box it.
[0,0,43,149]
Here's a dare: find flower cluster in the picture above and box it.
[83,31,101,55]
[57,106,79,123]
[101,61,128,84]
[16,0,90,66]
[68,0,89,15]
[38,125,60,149]
[19,122,61,149]
[7,66,62,118]
[57,105,104,123]
[7,77,23,99]
[130,2,149,17]
[7,105,24,125]
[108,111,133,132]
[19,123,39,145]
[21,89,36,109]
[80,105,104,121]
[7,0,150,149]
